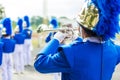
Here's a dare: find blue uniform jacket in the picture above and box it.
[14,33,25,44]
[22,28,32,39]
[45,32,56,43]
[1,38,16,53]
[45,32,52,43]
[0,41,3,65]
[34,38,120,80]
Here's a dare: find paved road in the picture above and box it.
[12,47,59,80]
[12,65,56,80]
[0,47,60,80]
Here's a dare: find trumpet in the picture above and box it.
[36,24,78,33]
[37,28,78,33]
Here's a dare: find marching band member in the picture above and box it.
[34,0,120,80]
[0,23,3,66]
[0,42,3,66]
[45,17,58,43]
[13,18,25,74]
[22,15,32,66]
[45,17,61,80]
[1,18,16,80]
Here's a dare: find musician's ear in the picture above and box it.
[81,27,87,39]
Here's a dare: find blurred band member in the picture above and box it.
[0,23,3,66]
[13,18,25,74]
[45,17,58,43]
[45,17,61,80]
[0,40,3,66]
[22,15,32,66]
[1,18,15,80]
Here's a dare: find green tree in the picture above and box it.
[12,21,17,29]
[0,4,5,20]
[31,16,44,27]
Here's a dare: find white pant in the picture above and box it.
[24,39,32,65]
[0,65,2,79]
[53,73,61,80]
[13,44,24,73]
[1,53,13,80]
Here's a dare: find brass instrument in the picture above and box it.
[37,27,78,33]
[36,24,78,33]
[36,23,80,42]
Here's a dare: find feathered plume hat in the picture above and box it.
[77,0,120,40]
[50,17,58,29]
[2,18,12,35]
[17,18,23,32]
[23,15,30,28]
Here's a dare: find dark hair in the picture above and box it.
[77,22,97,37]
[2,34,10,37]
[82,26,97,37]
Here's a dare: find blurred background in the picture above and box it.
[0,0,84,25]
[0,0,88,51]
[0,0,120,80]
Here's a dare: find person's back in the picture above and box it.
[35,37,120,80]
[60,40,119,80]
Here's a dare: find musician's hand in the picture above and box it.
[53,31,67,43]
[34,54,41,60]
[72,32,79,41]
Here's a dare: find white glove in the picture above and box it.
[71,31,80,41]
[65,28,79,41]
[53,31,67,43]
